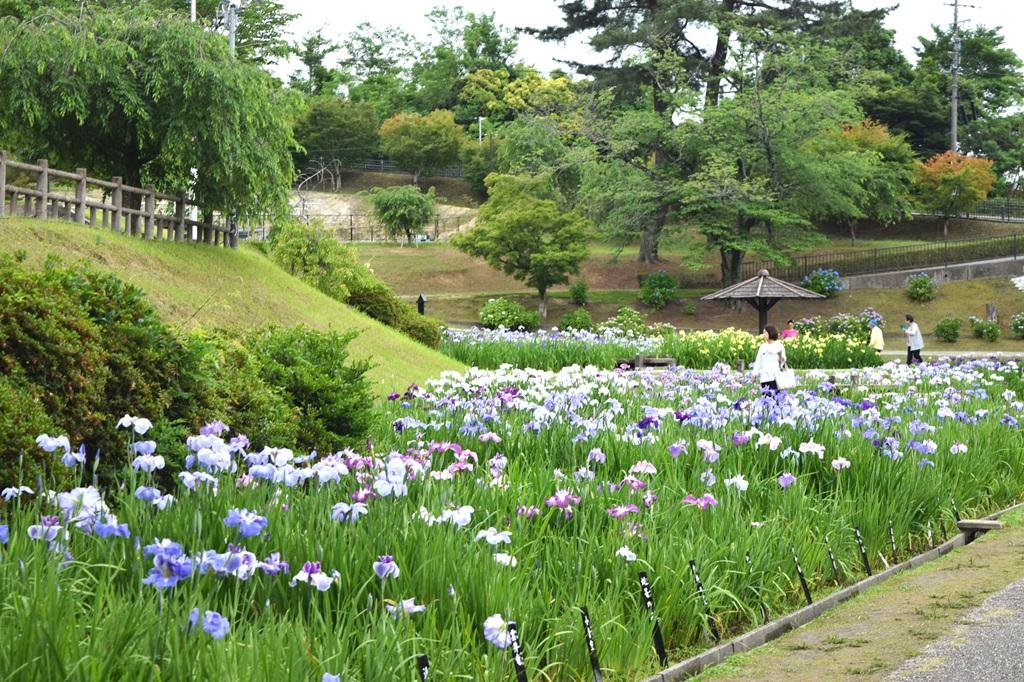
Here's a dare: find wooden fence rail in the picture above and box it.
[0,150,237,247]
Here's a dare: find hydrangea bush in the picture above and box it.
[800,269,845,298]
[905,273,937,302]
[1010,312,1024,339]
[794,308,884,339]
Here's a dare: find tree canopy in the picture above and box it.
[367,185,437,245]
[452,174,587,319]
[913,151,997,239]
[293,98,378,170]
[0,7,297,219]
[379,110,464,184]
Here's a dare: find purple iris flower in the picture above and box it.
[199,420,229,437]
[731,431,751,446]
[607,504,640,519]
[202,611,230,639]
[224,509,268,538]
[0,525,8,545]
[27,515,61,542]
[142,540,192,589]
[778,472,797,489]
[95,518,131,538]
[258,552,290,576]
[373,555,400,580]
[135,486,162,503]
[133,440,157,456]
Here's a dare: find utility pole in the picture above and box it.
[218,0,243,57]
[950,0,961,152]
[190,0,196,23]
[478,116,484,145]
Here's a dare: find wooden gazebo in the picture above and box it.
[701,269,825,332]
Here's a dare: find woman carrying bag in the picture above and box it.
[751,325,792,394]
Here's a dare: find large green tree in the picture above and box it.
[293,98,378,170]
[290,30,344,96]
[366,185,437,245]
[452,174,587,319]
[0,0,296,66]
[378,110,464,184]
[0,7,297,218]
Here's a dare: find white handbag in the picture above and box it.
[776,364,797,390]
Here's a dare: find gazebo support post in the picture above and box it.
[745,297,779,333]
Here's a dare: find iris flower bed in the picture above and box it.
[441,326,884,371]
[2,360,1022,680]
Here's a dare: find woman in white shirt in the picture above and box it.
[751,325,787,393]
[902,314,924,365]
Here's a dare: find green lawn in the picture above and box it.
[0,218,464,393]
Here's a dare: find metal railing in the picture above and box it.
[741,233,1022,282]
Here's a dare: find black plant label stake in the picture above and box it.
[825,535,841,584]
[579,606,603,682]
[688,560,719,642]
[507,621,528,682]
[638,571,668,666]
[791,546,813,606]
[416,655,429,681]
[854,527,872,576]
[888,520,899,562]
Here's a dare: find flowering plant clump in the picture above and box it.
[934,317,963,343]
[968,316,1001,342]
[800,268,845,298]
[1011,312,1024,339]
[794,308,884,338]
[905,272,937,302]
[3,359,1024,679]
[478,298,540,331]
[639,271,679,310]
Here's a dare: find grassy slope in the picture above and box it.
[0,218,463,393]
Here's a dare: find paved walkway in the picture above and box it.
[888,578,1024,681]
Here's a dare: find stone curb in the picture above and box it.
[641,501,1024,682]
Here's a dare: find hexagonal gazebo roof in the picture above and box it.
[701,269,825,332]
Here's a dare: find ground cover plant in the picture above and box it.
[440,326,884,371]
[2,359,1022,680]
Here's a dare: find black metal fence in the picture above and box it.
[916,198,1024,223]
[278,212,471,243]
[740,233,1023,282]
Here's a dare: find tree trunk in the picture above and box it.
[412,170,420,185]
[704,0,737,108]
[538,288,548,321]
[943,216,950,241]
[406,228,413,246]
[849,221,857,245]
[636,206,668,263]
[720,247,744,286]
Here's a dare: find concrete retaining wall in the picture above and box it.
[842,257,1024,290]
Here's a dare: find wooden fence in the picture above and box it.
[0,151,237,247]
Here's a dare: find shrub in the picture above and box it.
[969,316,1001,342]
[396,309,443,348]
[599,307,648,337]
[560,308,594,331]
[479,298,540,331]
[0,374,62,489]
[800,268,845,298]
[905,273,936,302]
[569,280,589,307]
[1011,313,1024,339]
[267,219,353,301]
[934,317,962,343]
[639,271,678,310]
[347,280,404,326]
[244,326,374,453]
[683,302,697,316]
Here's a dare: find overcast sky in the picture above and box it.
[276,0,1023,78]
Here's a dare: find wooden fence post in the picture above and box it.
[75,168,87,223]
[36,158,48,218]
[143,185,155,239]
[175,192,185,242]
[112,176,123,232]
[0,150,6,219]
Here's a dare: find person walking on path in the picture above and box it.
[752,325,787,393]
[869,319,884,354]
[781,319,799,340]
[902,314,924,365]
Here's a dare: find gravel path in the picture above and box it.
[888,578,1024,682]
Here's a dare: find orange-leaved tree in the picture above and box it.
[913,151,997,240]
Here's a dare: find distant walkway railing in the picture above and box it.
[741,233,1022,282]
[0,150,238,247]
[915,198,1024,224]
